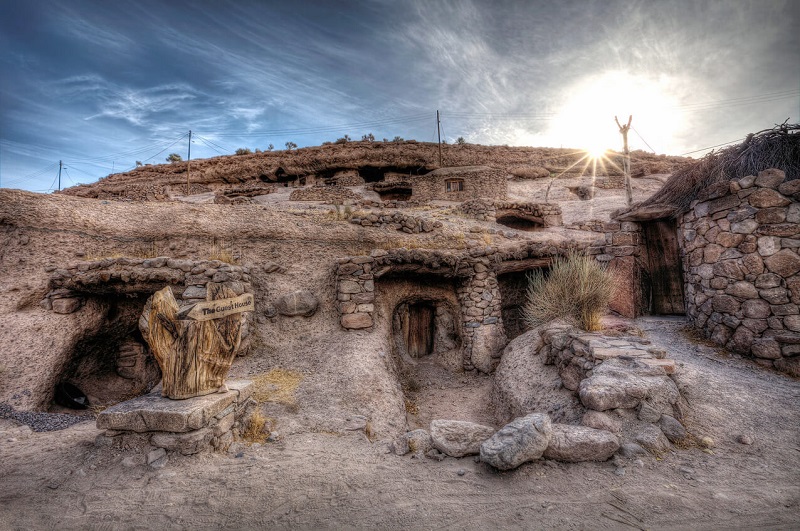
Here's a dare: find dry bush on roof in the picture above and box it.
[523,251,615,332]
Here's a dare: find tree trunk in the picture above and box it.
[140,284,242,399]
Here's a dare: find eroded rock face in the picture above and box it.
[479,413,552,470]
[542,424,619,462]
[429,419,495,457]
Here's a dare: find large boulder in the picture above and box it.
[274,290,319,317]
[491,329,584,425]
[429,420,495,457]
[542,424,619,462]
[479,413,552,470]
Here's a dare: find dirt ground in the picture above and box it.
[1,316,797,530]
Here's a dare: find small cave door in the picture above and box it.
[407,302,435,358]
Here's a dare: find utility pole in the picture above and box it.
[58,160,63,191]
[436,110,443,167]
[186,130,192,196]
[615,115,633,205]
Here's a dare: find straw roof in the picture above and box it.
[616,122,799,221]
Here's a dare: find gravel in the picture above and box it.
[0,403,92,432]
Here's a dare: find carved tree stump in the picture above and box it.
[140,284,242,399]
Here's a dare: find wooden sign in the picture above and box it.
[185,293,254,321]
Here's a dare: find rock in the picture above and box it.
[764,250,800,278]
[778,178,800,197]
[634,424,672,454]
[737,433,754,445]
[425,448,446,461]
[699,436,715,448]
[430,419,495,457]
[749,188,791,208]
[52,297,82,314]
[122,454,145,468]
[725,281,759,299]
[491,329,584,425]
[578,358,679,412]
[479,413,553,470]
[581,410,622,435]
[274,290,319,317]
[742,299,771,319]
[406,429,433,456]
[637,402,662,423]
[755,168,786,189]
[542,424,619,462]
[617,442,648,458]
[147,447,168,468]
[774,357,800,377]
[658,415,687,442]
[751,339,782,359]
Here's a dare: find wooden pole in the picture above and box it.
[436,110,443,167]
[186,130,192,196]
[615,115,633,205]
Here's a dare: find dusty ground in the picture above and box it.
[1,316,797,530]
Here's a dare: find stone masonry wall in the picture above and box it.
[680,169,800,376]
[348,210,442,233]
[412,166,507,202]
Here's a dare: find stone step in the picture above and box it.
[639,358,677,374]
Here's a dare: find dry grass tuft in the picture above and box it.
[208,239,239,264]
[250,368,303,407]
[240,408,270,444]
[523,251,615,331]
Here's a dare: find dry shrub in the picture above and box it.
[240,408,269,444]
[523,251,615,331]
[250,368,303,407]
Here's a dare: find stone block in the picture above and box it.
[757,236,782,257]
[338,280,362,294]
[755,168,786,189]
[759,287,790,305]
[751,339,781,359]
[774,357,800,377]
[480,413,552,470]
[151,428,212,455]
[755,207,787,224]
[96,380,253,433]
[725,281,759,299]
[716,232,745,248]
[731,219,758,234]
[341,313,373,329]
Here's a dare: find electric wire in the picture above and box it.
[631,126,656,153]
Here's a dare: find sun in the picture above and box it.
[548,70,684,155]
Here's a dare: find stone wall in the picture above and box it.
[289,185,361,202]
[412,166,507,202]
[494,201,563,227]
[679,169,800,375]
[584,221,644,319]
[335,241,592,373]
[348,210,442,233]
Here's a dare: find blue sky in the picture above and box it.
[1,0,798,192]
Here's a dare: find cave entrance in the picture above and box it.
[52,294,161,412]
[495,213,544,232]
[406,302,435,358]
[496,259,552,340]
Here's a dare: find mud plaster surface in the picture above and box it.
[1,317,797,530]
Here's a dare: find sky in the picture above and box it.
[1,0,798,192]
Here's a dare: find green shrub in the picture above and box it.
[235,147,252,155]
[166,153,182,163]
[523,251,615,331]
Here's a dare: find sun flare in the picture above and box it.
[549,71,684,155]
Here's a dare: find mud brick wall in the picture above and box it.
[680,169,800,376]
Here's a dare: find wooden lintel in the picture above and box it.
[494,257,552,275]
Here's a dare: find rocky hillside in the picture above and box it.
[58,141,690,201]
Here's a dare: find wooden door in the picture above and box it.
[643,220,685,315]
[407,303,435,358]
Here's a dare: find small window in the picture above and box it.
[445,178,464,192]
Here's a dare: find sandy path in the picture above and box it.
[1,317,798,530]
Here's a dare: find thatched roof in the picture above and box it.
[615,123,799,221]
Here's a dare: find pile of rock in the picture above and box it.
[96,380,256,466]
[359,198,427,209]
[393,415,619,469]
[349,210,442,233]
[458,199,496,221]
[288,185,361,202]
[681,169,800,375]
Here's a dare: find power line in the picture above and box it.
[631,126,656,153]
[680,137,746,156]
